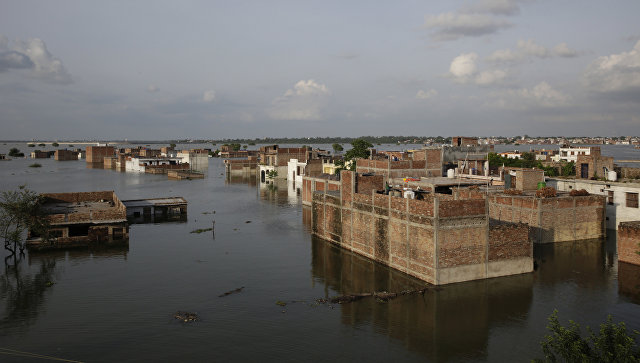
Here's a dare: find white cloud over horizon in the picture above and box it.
[0,35,72,84]
[268,79,331,121]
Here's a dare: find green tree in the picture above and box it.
[343,139,373,171]
[8,148,24,157]
[51,142,59,147]
[170,143,176,148]
[332,143,344,154]
[242,145,248,150]
[562,162,575,177]
[0,187,50,256]
[535,310,640,362]
[27,144,35,147]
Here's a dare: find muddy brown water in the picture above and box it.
[0,150,639,362]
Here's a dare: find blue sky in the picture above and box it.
[1,0,639,139]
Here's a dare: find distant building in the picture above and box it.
[451,137,479,147]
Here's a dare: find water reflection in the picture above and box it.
[259,179,300,206]
[310,236,534,361]
[0,257,57,333]
[533,238,615,287]
[619,262,640,304]
[225,173,257,187]
[127,214,187,224]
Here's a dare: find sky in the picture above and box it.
[1,0,639,140]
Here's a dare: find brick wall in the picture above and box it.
[577,154,614,179]
[86,146,115,164]
[618,221,640,265]
[489,193,605,243]
[54,149,78,161]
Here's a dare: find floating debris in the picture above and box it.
[316,287,441,305]
[174,311,198,322]
[275,300,287,307]
[219,287,244,297]
[190,228,213,234]
[245,221,251,223]
[45,281,56,287]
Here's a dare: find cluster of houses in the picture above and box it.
[86,145,209,179]
[224,137,640,285]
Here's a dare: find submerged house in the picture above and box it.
[309,171,533,285]
[26,191,129,251]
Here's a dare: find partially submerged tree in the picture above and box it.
[0,187,50,256]
[8,148,23,157]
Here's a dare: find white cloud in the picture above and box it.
[449,53,506,85]
[203,90,216,102]
[517,81,569,107]
[268,79,331,121]
[553,42,578,58]
[0,35,71,83]
[147,84,160,93]
[475,70,507,85]
[584,41,640,95]
[424,13,511,41]
[462,0,524,16]
[450,52,478,79]
[416,89,438,99]
[517,39,549,58]
[486,48,522,63]
[487,39,579,64]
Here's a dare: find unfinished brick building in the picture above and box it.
[311,171,533,285]
[488,192,606,243]
[618,221,640,266]
[356,150,442,178]
[26,191,129,251]
[54,149,78,161]
[86,146,115,167]
[224,156,258,176]
[576,147,614,179]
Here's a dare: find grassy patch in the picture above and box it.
[190,228,213,234]
[29,163,42,168]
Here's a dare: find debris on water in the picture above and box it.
[219,287,244,297]
[45,281,55,287]
[174,311,198,322]
[190,228,213,234]
[275,300,287,307]
[245,221,251,223]
[317,287,441,305]
[233,228,238,231]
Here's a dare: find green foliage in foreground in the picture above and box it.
[534,310,640,362]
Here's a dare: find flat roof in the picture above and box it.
[389,176,486,187]
[122,197,187,208]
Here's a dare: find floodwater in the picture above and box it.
[0,147,639,362]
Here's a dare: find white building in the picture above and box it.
[551,147,591,163]
[549,178,640,229]
[287,159,307,184]
[125,157,183,173]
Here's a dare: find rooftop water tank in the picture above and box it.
[447,169,455,178]
[607,170,617,182]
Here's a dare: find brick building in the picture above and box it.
[26,191,129,251]
[86,146,115,166]
[54,149,79,161]
[488,192,606,243]
[618,221,640,266]
[310,170,533,285]
[575,147,614,179]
